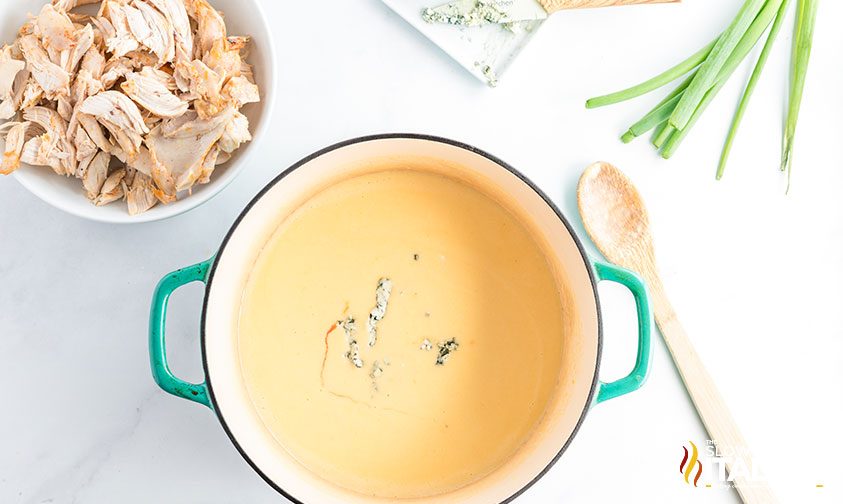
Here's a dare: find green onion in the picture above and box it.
[586,39,717,109]
[621,75,693,143]
[718,0,792,179]
[652,123,675,149]
[662,86,719,158]
[670,0,767,130]
[782,0,819,185]
[585,0,820,186]
[660,0,787,158]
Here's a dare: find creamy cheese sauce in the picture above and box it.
[238,169,565,498]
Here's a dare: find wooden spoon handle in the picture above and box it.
[648,277,777,503]
[539,0,680,13]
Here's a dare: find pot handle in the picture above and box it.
[149,258,214,409]
[593,261,653,404]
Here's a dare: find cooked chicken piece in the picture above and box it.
[80,149,110,199]
[23,105,76,175]
[157,106,231,138]
[80,45,106,80]
[183,0,247,81]
[90,16,117,43]
[172,64,190,93]
[121,69,187,117]
[0,45,26,99]
[102,1,140,58]
[131,144,174,204]
[142,113,161,130]
[75,153,95,179]
[203,38,242,82]
[126,144,158,177]
[100,56,133,88]
[20,78,45,109]
[79,90,150,158]
[185,59,225,118]
[185,0,225,58]
[17,34,70,99]
[0,121,18,136]
[196,142,218,184]
[77,113,112,153]
[93,166,125,205]
[226,35,249,52]
[73,129,97,179]
[109,143,128,163]
[125,50,158,68]
[0,50,28,120]
[52,0,102,11]
[222,75,259,108]
[20,134,59,172]
[57,95,73,120]
[147,107,232,195]
[218,110,250,154]
[66,24,94,74]
[137,65,174,87]
[1,121,36,174]
[123,3,153,50]
[67,67,103,133]
[34,4,76,53]
[239,60,255,84]
[68,13,94,26]
[125,170,157,214]
[145,0,193,89]
[129,0,175,64]
[123,166,136,185]
[215,149,230,165]
[206,38,249,87]
[18,19,36,38]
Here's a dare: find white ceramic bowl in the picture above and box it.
[0,0,276,223]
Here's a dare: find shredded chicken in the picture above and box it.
[82,149,110,199]
[93,166,125,205]
[0,46,28,120]
[124,170,157,214]
[1,121,38,174]
[0,46,26,100]
[0,0,259,214]
[121,69,187,117]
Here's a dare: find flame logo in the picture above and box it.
[679,441,703,487]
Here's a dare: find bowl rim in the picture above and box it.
[10,0,278,224]
[199,133,604,504]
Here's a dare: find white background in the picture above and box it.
[1,0,841,503]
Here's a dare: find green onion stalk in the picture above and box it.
[782,0,819,188]
[586,0,820,186]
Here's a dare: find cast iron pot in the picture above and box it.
[149,135,653,503]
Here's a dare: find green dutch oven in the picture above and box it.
[149,135,653,504]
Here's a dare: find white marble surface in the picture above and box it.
[1,1,841,503]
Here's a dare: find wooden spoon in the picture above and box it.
[577,161,775,504]
[540,0,679,11]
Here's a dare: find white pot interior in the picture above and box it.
[203,136,600,503]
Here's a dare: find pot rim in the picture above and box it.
[199,133,604,504]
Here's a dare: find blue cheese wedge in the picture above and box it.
[370,360,389,392]
[337,316,364,368]
[422,0,511,28]
[435,338,460,366]
[367,278,393,347]
[370,361,385,379]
